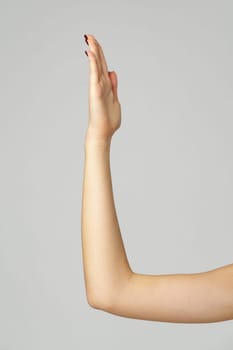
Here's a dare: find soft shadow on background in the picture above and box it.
[0,0,232,349]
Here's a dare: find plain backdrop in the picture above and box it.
[0,0,232,349]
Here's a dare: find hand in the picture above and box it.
[84,34,121,143]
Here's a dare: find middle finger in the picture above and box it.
[86,35,103,78]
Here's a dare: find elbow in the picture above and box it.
[86,291,101,309]
[85,271,134,311]
[86,289,113,311]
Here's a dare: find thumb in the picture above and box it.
[108,71,119,101]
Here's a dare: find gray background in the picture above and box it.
[0,0,232,349]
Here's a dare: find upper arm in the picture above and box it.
[106,263,233,323]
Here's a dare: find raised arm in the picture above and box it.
[81,34,132,309]
[81,34,233,323]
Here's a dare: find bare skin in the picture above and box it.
[81,34,233,323]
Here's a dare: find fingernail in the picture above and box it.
[84,34,89,45]
[84,50,88,56]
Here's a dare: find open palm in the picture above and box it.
[84,34,121,142]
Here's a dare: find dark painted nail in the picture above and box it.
[84,50,88,56]
[84,34,89,45]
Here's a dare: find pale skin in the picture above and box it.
[81,34,233,323]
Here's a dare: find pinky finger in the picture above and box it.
[85,50,99,84]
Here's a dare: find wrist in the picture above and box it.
[84,129,112,149]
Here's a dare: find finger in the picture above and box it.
[108,71,119,101]
[95,39,109,78]
[86,34,103,78]
[86,49,99,84]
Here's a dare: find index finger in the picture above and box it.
[86,34,109,78]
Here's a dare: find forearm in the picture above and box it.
[81,136,133,308]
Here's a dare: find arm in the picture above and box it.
[82,136,133,309]
[81,34,233,323]
[108,263,233,323]
[81,34,133,309]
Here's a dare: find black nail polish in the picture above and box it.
[84,34,89,45]
[84,50,88,56]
